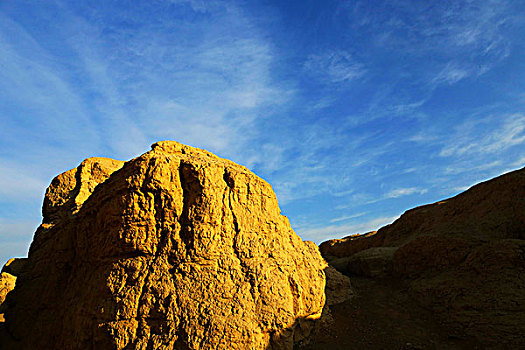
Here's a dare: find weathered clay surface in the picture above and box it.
[2,141,327,350]
[320,167,525,348]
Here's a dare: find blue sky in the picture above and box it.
[1,0,525,264]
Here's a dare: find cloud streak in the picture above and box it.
[329,212,367,223]
[440,114,525,157]
[384,187,428,199]
[298,215,399,243]
[303,50,365,84]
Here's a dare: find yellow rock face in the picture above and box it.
[3,141,326,349]
[0,272,16,322]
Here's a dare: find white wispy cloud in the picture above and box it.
[267,123,396,205]
[297,215,399,243]
[0,0,292,171]
[444,160,502,175]
[440,113,525,157]
[384,187,428,199]
[361,187,428,205]
[303,50,365,83]
[165,0,211,13]
[334,193,372,210]
[57,2,289,161]
[0,161,48,201]
[452,185,471,193]
[426,0,513,85]
[0,14,103,153]
[511,156,525,168]
[348,0,515,88]
[432,62,472,85]
[329,212,367,223]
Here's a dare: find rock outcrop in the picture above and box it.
[1,141,328,350]
[320,167,525,348]
[0,272,15,307]
[0,259,27,323]
[330,247,397,278]
[0,278,14,323]
[0,274,15,323]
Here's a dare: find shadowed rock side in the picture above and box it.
[319,167,525,349]
[1,141,328,350]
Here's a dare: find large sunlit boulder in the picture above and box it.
[2,141,327,350]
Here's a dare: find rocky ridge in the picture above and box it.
[319,167,525,348]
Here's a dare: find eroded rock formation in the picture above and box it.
[320,167,525,348]
[0,259,26,323]
[1,141,329,350]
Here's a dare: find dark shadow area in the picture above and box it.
[296,273,486,350]
[266,263,483,350]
